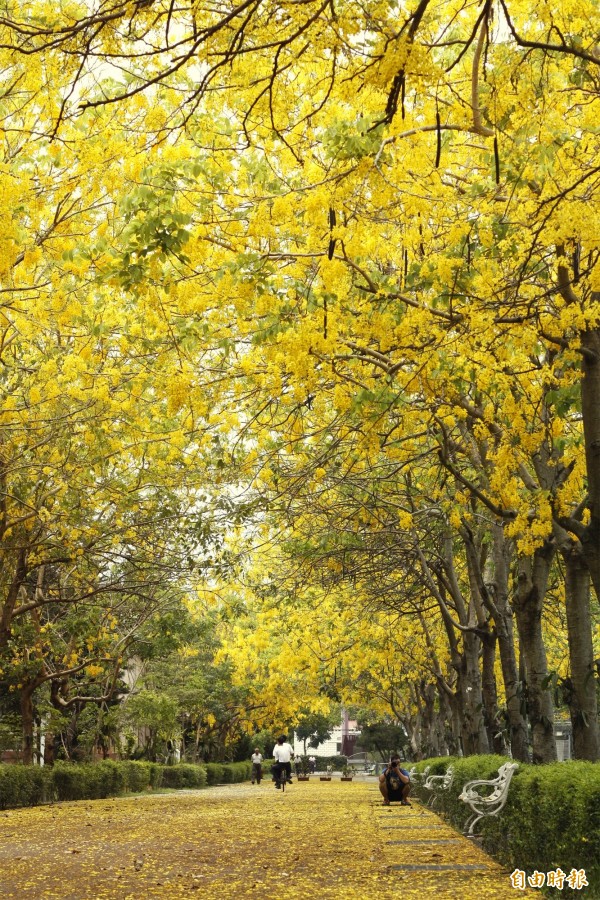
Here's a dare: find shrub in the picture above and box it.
[205,763,225,785]
[203,762,251,784]
[227,762,251,782]
[95,760,125,797]
[484,761,600,897]
[52,761,90,801]
[219,762,248,783]
[120,761,154,793]
[160,764,207,789]
[0,764,52,809]
[53,760,125,801]
[310,755,348,772]
[410,756,456,779]
[219,763,235,783]
[0,756,248,810]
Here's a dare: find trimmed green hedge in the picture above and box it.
[160,763,207,789]
[0,759,250,809]
[0,764,52,809]
[485,761,600,897]
[309,755,348,771]
[226,761,252,782]
[118,760,163,792]
[205,761,251,784]
[205,763,224,785]
[53,760,124,801]
[411,756,600,896]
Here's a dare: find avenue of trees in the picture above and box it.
[0,0,598,765]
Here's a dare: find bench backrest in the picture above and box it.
[498,762,518,779]
[497,762,518,787]
[442,765,454,786]
[484,762,519,802]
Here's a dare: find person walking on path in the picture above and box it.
[379,756,411,806]
[251,749,263,784]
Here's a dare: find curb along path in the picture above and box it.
[0,780,532,898]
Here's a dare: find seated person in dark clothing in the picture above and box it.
[379,755,411,806]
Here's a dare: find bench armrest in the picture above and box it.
[460,778,500,793]
[459,763,518,805]
[425,766,453,784]
[424,774,446,786]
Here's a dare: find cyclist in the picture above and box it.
[272,735,294,789]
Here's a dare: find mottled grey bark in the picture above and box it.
[580,314,600,598]
[436,682,454,755]
[463,523,525,758]
[562,540,599,760]
[460,630,490,755]
[419,681,439,757]
[513,546,557,763]
[416,536,489,755]
[462,528,501,753]
[553,268,600,597]
[19,681,44,766]
[490,525,529,761]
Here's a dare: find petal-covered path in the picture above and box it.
[0,779,531,898]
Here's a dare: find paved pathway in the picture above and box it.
[0,779,532,898]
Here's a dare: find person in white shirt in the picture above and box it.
[272,736,293,788]
[251,748,263,784]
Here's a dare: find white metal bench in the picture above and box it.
[459,761,519,836]
[423,765,455,808]
[408,765,430,783]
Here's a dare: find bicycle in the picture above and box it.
[275,761,290,792]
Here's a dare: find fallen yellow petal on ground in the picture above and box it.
[0,781,535,898]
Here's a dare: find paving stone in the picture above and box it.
[391,863,491,871]
[387,838,462,844]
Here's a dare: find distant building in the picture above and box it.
[555,721,572,761]
[293,710,360,757]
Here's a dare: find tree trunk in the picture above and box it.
[419,681,439,757]
[580,315,600,598]
[495,609,528,760]
[463,532,500,753]
[438,607,469,756]
[20,686,36,765]
[513,547,557,763]
[404,686,424,760]
[450,693,463,756]
[461,631,490,755]
[481,626,505,754]
[44,731,55,766]
[402,711,423,761]
[434,682,454,755]
[0,549,28,648]
[562,542,599,760]
[491,525,529,761]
